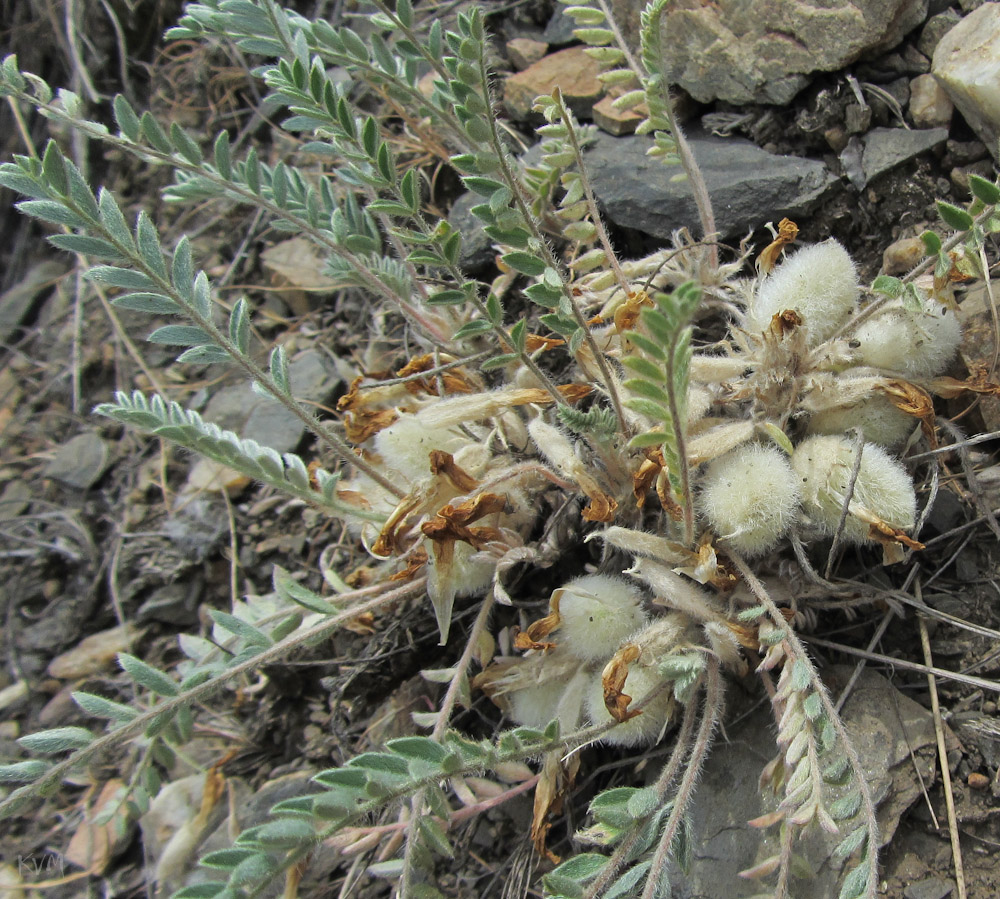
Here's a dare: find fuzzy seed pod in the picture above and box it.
[584,664,674,747]
[509,667,590,732]
[791,435,916,543]
[553,574,648,662]
[374,415,467,483]
[745,240,859,344]
[807,395,915,449]
[699,443,801,556]
[853,297,961,379]
[584,616,690,747]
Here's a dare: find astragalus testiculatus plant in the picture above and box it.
[1,1,998,898]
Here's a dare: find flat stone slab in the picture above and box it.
[584,130,837,240]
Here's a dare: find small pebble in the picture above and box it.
[968,771,990,790]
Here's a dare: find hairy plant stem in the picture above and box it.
[583,668,704,899]
[398,592,496,896]
[665,327,695,546]
[0,579,427,820]
[592,0,717,265]
[639,655,721,899]
[729,553,880,899]
[553,89,629,436]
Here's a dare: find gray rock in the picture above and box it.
[672,668,945,899]
[44,431,110,490]
[860,127,949,184]
[918,9,963,58]
[542,4,576,46]
[583,130,837,240]
[903,878,954,899]
[651,0,929,104]
[136,581,203,626]
[449,192,495,274]
[0,261,65,344]
[201,349,337,454]
[933,3,1000,160]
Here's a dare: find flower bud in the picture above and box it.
[699,443,801,556]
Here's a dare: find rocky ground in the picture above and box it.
[1,1,1000,897]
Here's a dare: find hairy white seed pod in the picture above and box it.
[699,443,801,556]
[853,297,961,378]
[745,240,859,344]
[807,395,915,448]
[584,663,673,747]
[553,574,648,662]
[791,435,916,542]
[509,667,590,731]
[584,616,688,747]
[374,415,467,483]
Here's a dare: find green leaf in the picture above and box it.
[870,274,903,298]
[18,726,94,754]
[936,200,974,232]
[213,130,232,180]
[0,761,49,783]
[624,331,666,361]
[621,355,665,382]
[453,319,493,339]
[228,298,250,354]
[48,234,123,258]
[269,346,290,393]
[41,140,67,195]
[199,848,258,871]
[17,199,88,229]
[481,352,519,371]
[177,345,231,364]
[628,431,669,449]
[86,266,158,291]
[623,378,670,403]
[118,653,178,697]
[574,27,614,45]
[208,610,272,648]
[418,816,455,858]
[72,691,139,723]
[255,819,316,850]
[968,173,1000,206]
[525,281,564,307]
[625,397,671,421]
[148,325,214,347]
[113,95,141,142]
[920,229,942,254]
[501,251,546,276]
[140,111,172,154]
[427,288,469,305]
[171,236,194,295]
[838,859,871,899]
[758,421,794,455]
[170,122,202,165]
